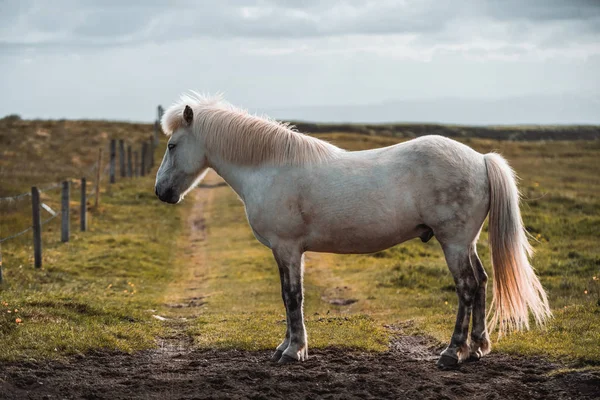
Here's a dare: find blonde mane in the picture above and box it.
[161,92,342,166]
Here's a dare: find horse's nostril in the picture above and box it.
[156,186,178,204]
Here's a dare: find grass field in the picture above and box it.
[1,118,599,367]
[0,117,176,361]
[0,178,183,361]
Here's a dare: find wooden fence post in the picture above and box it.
[153,120,159,146]
[134,151,139,177]
[127,145,132,177]
[61,181,70,243]
[31,186,42,268]
[0,243,3,284]
[155,105,164,145]
[149,138,154,169]
[94,148,102,208]
[119,139,126,178]
[141,143,147,177]
[109,139,116,184]
[80,178,87,232]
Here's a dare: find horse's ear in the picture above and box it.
[183,105,193,126]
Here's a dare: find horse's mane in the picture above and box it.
[161,92,342,166]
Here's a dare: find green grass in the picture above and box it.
[0,148,185,360]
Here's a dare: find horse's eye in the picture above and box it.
[168,143,176,151]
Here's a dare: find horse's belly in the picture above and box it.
[305,218,420,254]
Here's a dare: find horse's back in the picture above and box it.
[342,134,487,196]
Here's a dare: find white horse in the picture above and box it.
[155,93,551,368]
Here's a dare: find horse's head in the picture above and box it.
[155,105,208,204]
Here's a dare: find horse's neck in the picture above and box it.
[204,121,342,200]
[209,158,270,202]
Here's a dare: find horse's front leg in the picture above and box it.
[271,266,291,361]
[272,246,307,363]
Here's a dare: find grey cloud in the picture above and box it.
[0,1,450,44]
[0,0,598,63]
[482,0,600,22]
[72,9,156,38]
[3,0,598,49]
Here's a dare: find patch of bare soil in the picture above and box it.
[1,337,599,400]
[1,172,597,399]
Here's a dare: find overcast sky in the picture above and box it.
[1,0,599,124]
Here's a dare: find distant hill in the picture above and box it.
[289,121,600,141]
[260,95,600,126]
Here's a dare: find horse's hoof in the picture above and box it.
[278,354,298,364]
[270,350,283,362]
[437,355,459,370]
[466,351,482,363]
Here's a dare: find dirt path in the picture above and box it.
[160,171,214,315]
[153,172,216,358]
[1,172,598,399]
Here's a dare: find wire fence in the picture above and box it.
[0,187,68,244]
[0,159,136,245]
[1,182,87,244]
[0,191,31,204]
[0,112,163,282]
[0,169,95,205]
[0,223,35,244]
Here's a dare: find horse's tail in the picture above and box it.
[484,153,551,336]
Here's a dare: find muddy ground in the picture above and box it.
[1,333,598,400]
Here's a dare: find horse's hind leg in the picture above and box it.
[437,243,478,369]
[469,247,491,360]
[272,245,308,363]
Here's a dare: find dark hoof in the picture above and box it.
[278,354,298,364]
[437,355,459,370]
[466,352,481,363]
[270,350,283,362]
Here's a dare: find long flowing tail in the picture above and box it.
[484,153,552,336]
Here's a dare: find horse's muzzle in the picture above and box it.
[155,186,179,204]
